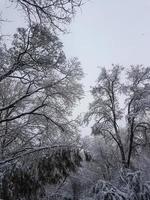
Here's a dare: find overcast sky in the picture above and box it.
[1,0,150,135]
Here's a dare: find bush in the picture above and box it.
[92,170,150,200]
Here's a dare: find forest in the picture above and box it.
[0,0,150,200]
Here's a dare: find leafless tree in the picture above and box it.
[84,66,126,165]
[123,66,150,167]
[85,65,150,168]
[9,0,83,31]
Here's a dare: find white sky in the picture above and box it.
[1,0,150,135]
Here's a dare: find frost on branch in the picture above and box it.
[9,0,83,32]
[92,170,150,200]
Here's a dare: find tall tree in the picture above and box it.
[0,1,85,199]
[123,66,150,167]
[84,66,126,165]
[85,65,150,168]
[0,24,83,199]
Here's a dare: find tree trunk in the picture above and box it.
[127,119,135,168]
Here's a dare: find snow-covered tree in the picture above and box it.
[85,65,150,168]
[123,66,150,167]
[0,0,85,198]
[7,0,83,32]
[0,23,83,199]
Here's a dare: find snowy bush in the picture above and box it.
[92,170,150,200]
[0,148,82,200]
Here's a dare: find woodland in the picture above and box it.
[0,1,150,200]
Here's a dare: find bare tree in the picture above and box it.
[9,0,83,31]
[84,66,126,166]
[85,65,150,168]
[123,66,150,167]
